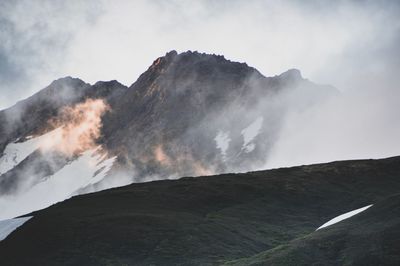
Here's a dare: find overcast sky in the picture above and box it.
[0,0,399,169]
[0,0,399,109]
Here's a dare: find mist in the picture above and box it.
[265,83,400,169]
[1,0,400,171]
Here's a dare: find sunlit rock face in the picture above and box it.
[0,51,336,218]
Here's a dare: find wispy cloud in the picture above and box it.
[1,0,399,108]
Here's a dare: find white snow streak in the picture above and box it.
[0,216,32,241]
[214,130,231,159]
[0,128,65,175]
[316,204,373,230]
[241,116,263,153]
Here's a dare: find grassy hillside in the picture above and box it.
[224,193,400,266]
[0,156,399,265]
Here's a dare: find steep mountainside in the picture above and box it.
[100,51,335,182]
[0,156,399,265]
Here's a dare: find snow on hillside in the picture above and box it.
[0,129,61,175]
[241,116,263,153]
[214,130,231,160]
[0,147,116,220]
[316,204,373,230]
[0,216,32,241]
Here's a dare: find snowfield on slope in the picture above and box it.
[0,216,32,241]
[214,130,231,160]
[0,129,61,175]
[316,204,373,230]
[0,147,116,220]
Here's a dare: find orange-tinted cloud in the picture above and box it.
[40,98,110,157]
[154,145,171,166]
[153,144,214,176]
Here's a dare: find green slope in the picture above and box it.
[0,156,399,265]
[224,193,400,266]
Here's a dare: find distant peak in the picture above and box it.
[166,50,178,58]
[279,69,303,80]
[48,76,90,89]
[49,76,87,87]
[54,76,83,82]
[93,80,127,88]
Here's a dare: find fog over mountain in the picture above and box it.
[1,1,400,265]
[1,0,399,170]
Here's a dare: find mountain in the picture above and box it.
[0,50,336,219]
[0,156,399,265]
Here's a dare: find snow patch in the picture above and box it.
[0,216,32,241]
[0,147,116,220]
[241,116,263,153]
[0,128,62,175]
[214,130,231,159]
[316,204,373,230]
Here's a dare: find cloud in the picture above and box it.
[1,0,399,107]
[0,0,399,166]
[265,82,400,169]
[0,0,101,109]
[40,98,110,157]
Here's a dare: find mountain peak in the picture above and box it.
[150,50,178,70]
[131,50,259,90]
[150,50,247,71]
[48,76,88,88]
[278,68,303,80]
[166,50,178,58]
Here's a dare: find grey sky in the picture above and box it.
[0,0,399,109]
[0,0,399,167]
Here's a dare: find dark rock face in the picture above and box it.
[97,50,335,184]
[0,156,399,265]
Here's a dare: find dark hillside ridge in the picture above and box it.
[0,156,399,265]
[225,193,400,266]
